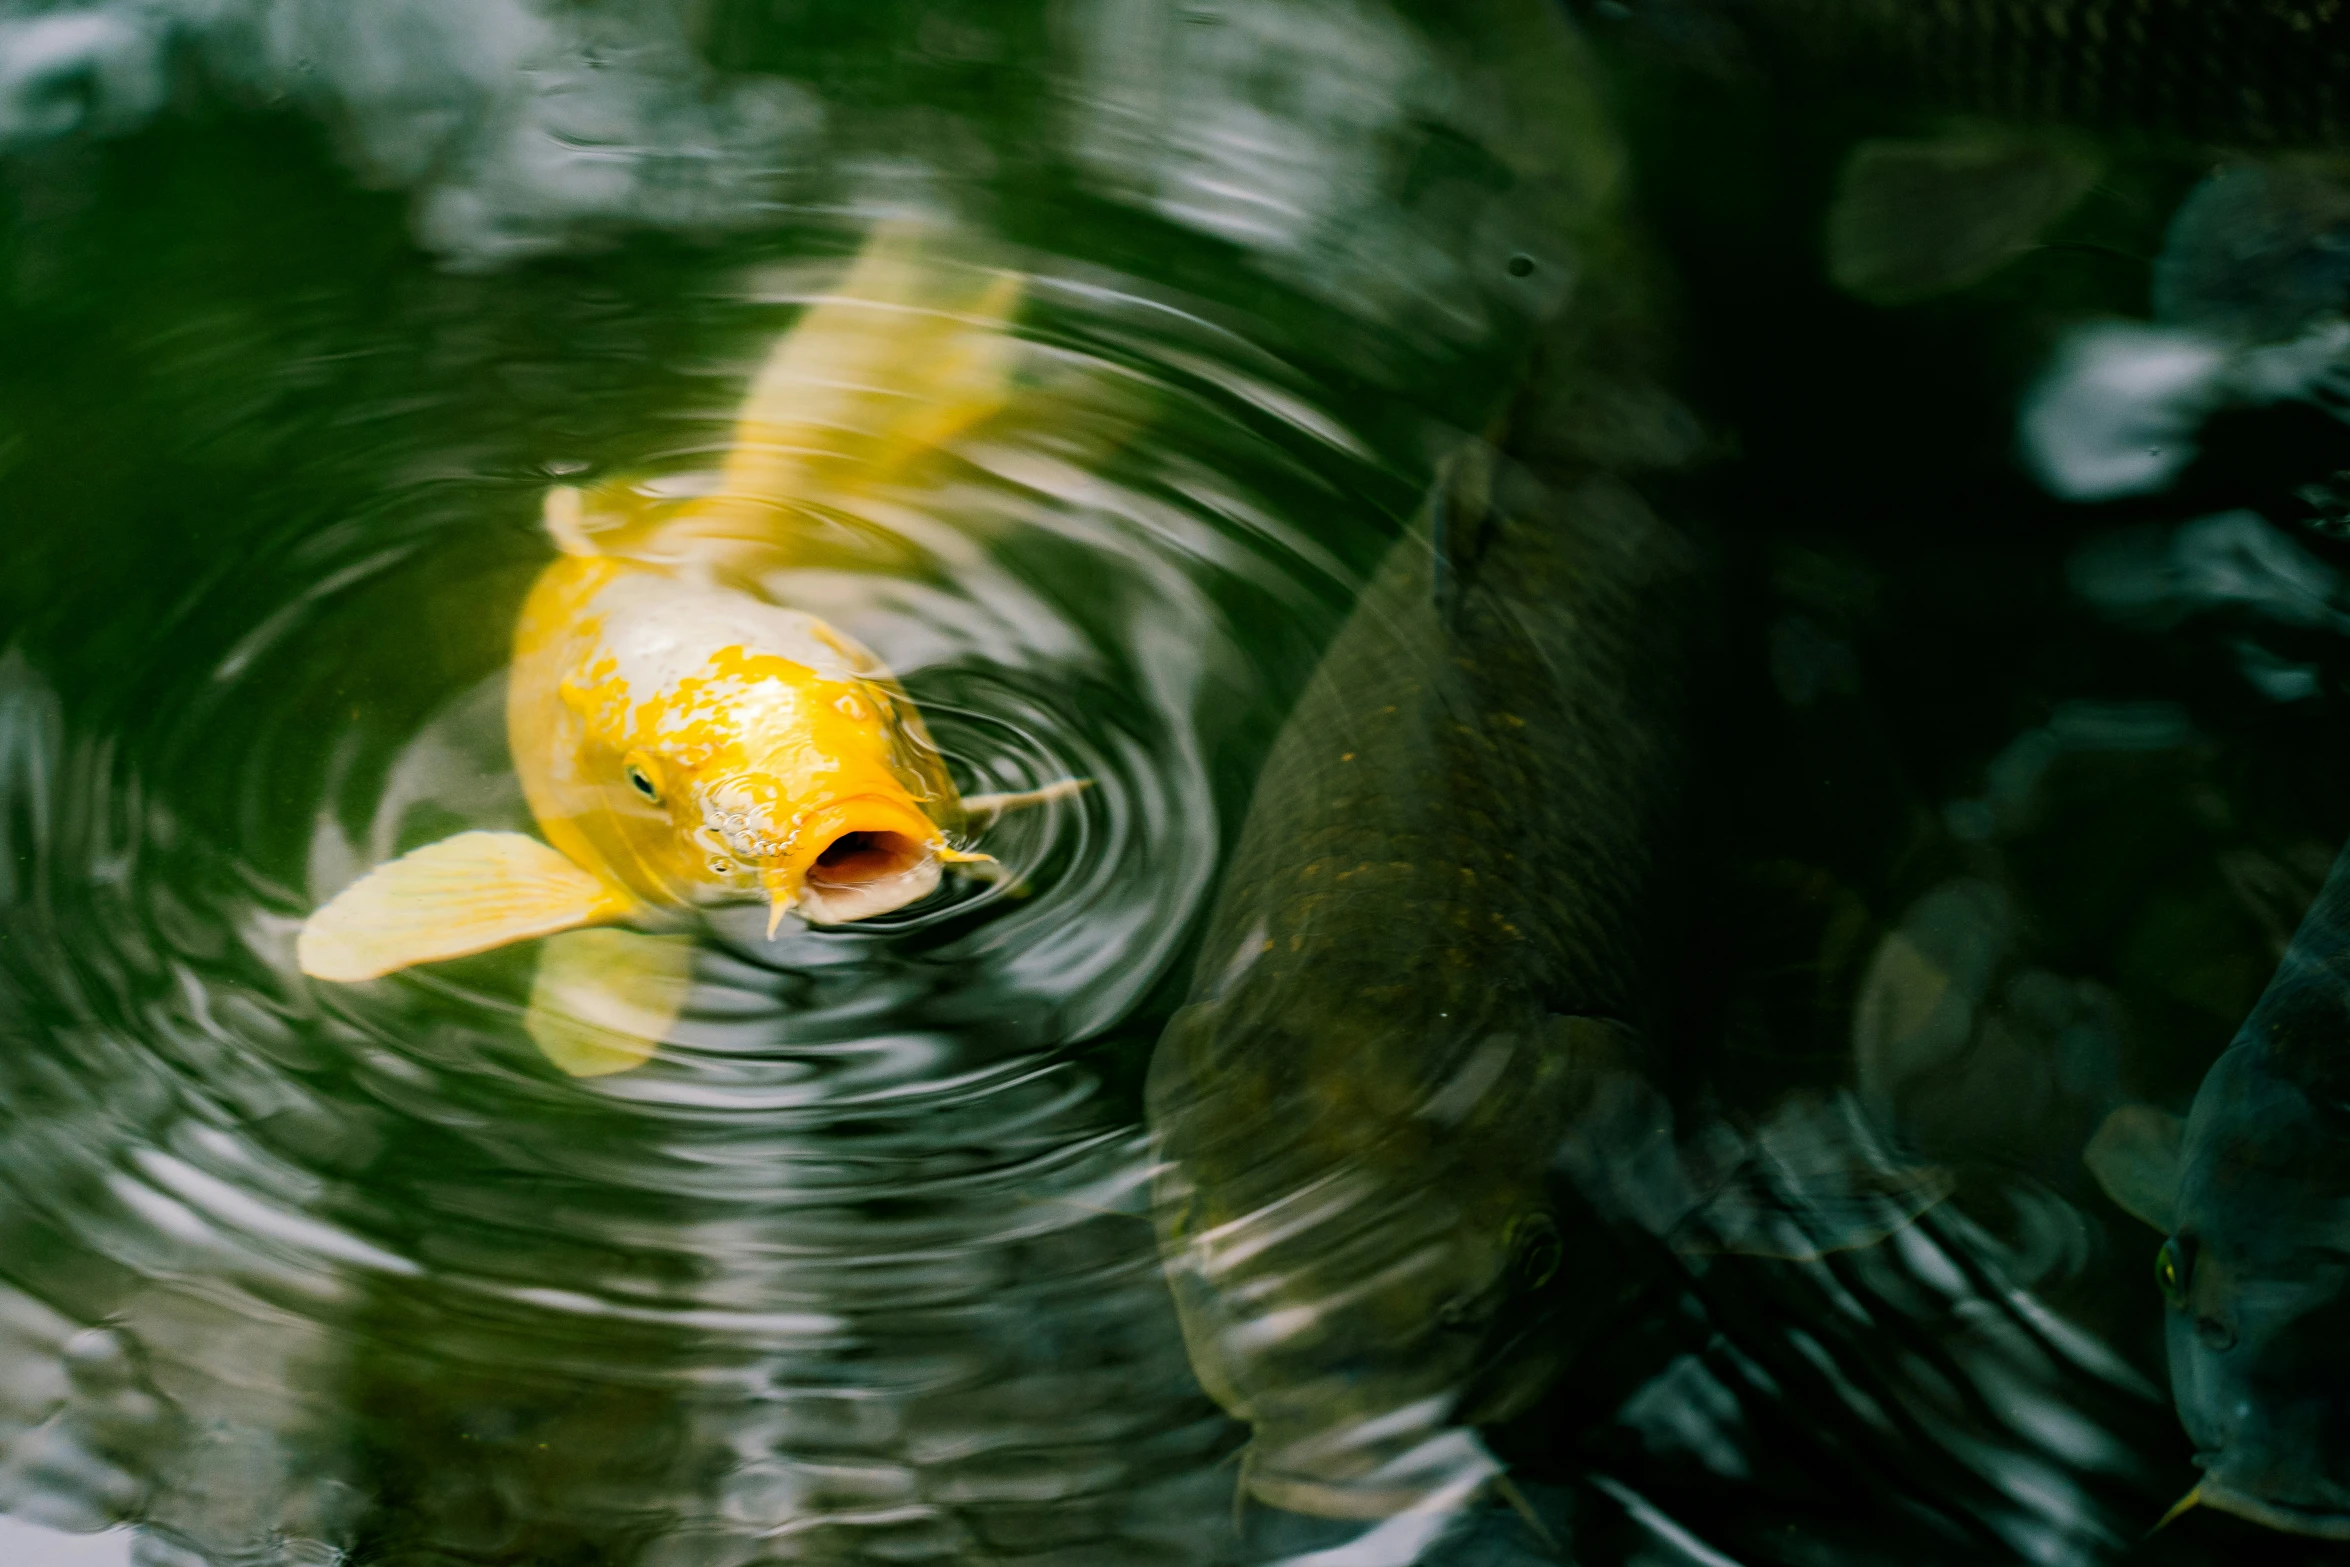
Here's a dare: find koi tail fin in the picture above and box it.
[672,221,1026,553]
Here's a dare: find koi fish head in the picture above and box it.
[512,558,966,931]
[692,763,944,928]
[294,223,1037,1017]
[627,660,949,929]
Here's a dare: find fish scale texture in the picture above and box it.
[1173,456,1701,1136]
[1144,429,1710,1508]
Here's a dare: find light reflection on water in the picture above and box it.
[0,1516,132,1566]
[2,0,2349,1564]
[0,0,1563,1558]
[0,231,1368,1559]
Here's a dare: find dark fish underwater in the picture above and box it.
[1144,235,1942,1546]
[2090,845,2350,1540]
[1141,2,1712,1524]
[1145,402,1709,1522]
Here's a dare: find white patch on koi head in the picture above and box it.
[582,570,861,718]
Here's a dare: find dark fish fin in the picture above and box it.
[1851,878,2015,1126]
[1672,1092,1950,1260]
[1827,130,2101,305]
[2082,1104,2183,1233]
[1430,441,1503,627]
[2155,161,2350,339]
[1551,1030,1941,1257]
[1542,1011,1648,1073]
[2248,841,2350,1104]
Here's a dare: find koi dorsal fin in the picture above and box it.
[657,222,1025,556]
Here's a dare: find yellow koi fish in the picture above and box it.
[296,226,1077,1075]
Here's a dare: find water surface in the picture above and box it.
[1,1,2348,1564]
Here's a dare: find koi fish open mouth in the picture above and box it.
[793,826,942,926]
[752,794,947,933]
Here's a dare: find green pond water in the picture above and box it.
[1,1,2349,1563]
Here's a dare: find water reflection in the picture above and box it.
[0,0,1590,1557]
[0,271,1264,1559]
[0,0,813,261]
[12,0,2350,1562]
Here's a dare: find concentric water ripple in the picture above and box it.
[0,208,1445,1561]
[16,2,2348,1565]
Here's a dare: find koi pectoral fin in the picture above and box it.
[296,831,633,982]
[525,928,695,1078]
[961,777,1091,829]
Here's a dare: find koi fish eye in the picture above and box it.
[625,764,661,804]
[2156,1236,2192,1309]
[1506,1212,1562,1292]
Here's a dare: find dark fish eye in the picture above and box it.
[2156,1237,2192,1309]
[1507,1212,1562,1292]
[625,764,660,803]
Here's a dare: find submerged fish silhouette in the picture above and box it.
[297,226,1077,1073]
[2088,845,2350,1540]
[1146,394,1945,1524]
